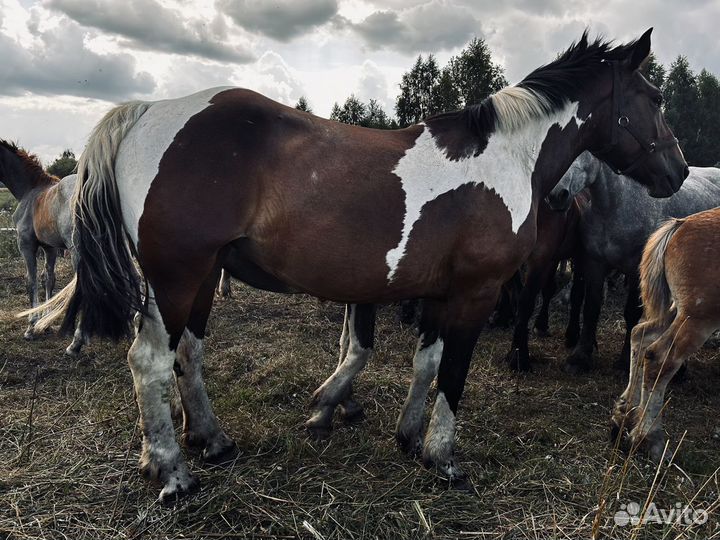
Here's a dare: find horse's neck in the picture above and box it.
[3,156,52,201]
[588,167,620,212]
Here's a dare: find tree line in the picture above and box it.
[306,40,719,167]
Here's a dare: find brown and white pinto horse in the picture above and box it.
[612,207,720,460]
[30,29,688,502]
[0,141,85,354]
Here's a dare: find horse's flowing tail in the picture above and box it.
[23,101,152,339]
[640,218,684,322]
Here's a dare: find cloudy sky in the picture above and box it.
[1,0,718,164]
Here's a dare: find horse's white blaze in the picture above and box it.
[386,102,584,280]
[114,87,234,244]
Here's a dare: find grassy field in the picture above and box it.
[0,256,719,539]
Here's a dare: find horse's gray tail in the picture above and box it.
[640,218,683,322]
[23,101,151,339]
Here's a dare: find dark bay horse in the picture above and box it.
[612,207,720,460]
[505,195,588,371]
[548,152,720,373]
[30,30,687,502]
[0,142,84,354]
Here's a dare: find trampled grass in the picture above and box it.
[1,257,719,539]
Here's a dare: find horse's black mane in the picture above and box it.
[517,30,638,110]
[431,30,640,136]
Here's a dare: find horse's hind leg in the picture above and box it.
[176,265,237,462]
[629,315,710,461]
[129,285,198,504]
[216,269,232,299]
[18,239,39,340]
[306,303,376,438]
[396,300,446,456]
[610,319,665,448]
[41,247,57,301]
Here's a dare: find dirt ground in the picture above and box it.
[1,255,719,540]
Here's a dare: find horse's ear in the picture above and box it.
[628,28,652,71]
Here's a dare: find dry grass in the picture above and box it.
[1,257,719,539]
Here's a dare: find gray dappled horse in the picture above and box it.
[29,30,688,503]
[548,151,720,373]
[0,141,85,354]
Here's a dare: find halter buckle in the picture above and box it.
[618,116,629,127]
[649,141,656,153]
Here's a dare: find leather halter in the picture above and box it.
[594,61,678,175]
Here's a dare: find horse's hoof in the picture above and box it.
[339,400,365,424]
[564,332,580,349]
[23,330,36,341]
[64,346,81,357]
[305,414,333,440]
[396,430,424,458]
[563,361,589,375]
[158,473,200,506]
[203,436,239,465]
[450,475,473,492]
[533,326,551,338]
[506,349,531,372]
[563,350,592,374]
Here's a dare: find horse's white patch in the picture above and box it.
[385,102,584,280]
[396,336,444,439]
[115,87,234,244]
[424,391,455,462]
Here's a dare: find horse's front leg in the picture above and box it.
[565,256,607,374]
[564,254,585,348]
[422,288,498,487]
[506,266,544,372]
[306,303,376,438]
[18,240,39,340]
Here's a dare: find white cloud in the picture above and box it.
[219,0,339,42]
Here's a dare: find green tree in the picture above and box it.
[395,54,441,127]
[695,69,720,166]
[330,94,366,125]
[431,66,461,115]
[46,149,77,178]
[641,53,666,89]
[448,37,507,106]
[664,56,700,164]
[295,96,312,113]
[362,99,391,129]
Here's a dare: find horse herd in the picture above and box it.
[1,28,718,504]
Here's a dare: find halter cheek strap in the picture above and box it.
[593,61,678,175]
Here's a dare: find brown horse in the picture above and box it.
[505,194,588,371]
[0,142,85,354]
[612,207,720,460]
[30,29,687,503]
